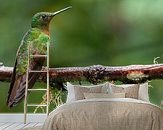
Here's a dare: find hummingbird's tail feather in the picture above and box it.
[7,58,45,107]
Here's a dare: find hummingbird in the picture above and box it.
[7,6,71,107]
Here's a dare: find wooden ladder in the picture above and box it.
[24,43,50,124]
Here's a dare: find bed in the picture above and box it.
[42,98,163,130]
[23,82,163,130]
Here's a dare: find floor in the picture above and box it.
[0,122,43,130]
[0,114,46,130]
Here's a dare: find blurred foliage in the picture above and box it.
[33,88,65,113]
[0,0,163,112]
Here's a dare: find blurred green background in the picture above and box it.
[0,0,163,112]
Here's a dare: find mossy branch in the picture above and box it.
[1,64,163,87]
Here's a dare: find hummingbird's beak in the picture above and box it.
[52,6,72,17]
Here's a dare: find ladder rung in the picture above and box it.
[29,70,47,73]
[30,55,47,58]
[28,89,47,91]
[27,104,47,107]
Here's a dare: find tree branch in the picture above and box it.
[1,64,163,85]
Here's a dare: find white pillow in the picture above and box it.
[138,82,149,102]
[66,82,109,103]
[66,82,76,103]
[84,93,126,99]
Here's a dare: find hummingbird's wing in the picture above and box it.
[7,29,49,107]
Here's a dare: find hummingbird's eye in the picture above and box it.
[41,15,47,20]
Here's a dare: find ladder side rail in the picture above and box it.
[46,42,50,115]
[24,44,31,124]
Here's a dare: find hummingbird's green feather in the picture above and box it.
[16,29,49,75]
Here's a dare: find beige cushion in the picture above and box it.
[84,92,126,99]
[73,85,101,100]
[66,82,108,103]
[109,83,139,99]
[103,82,149,101]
